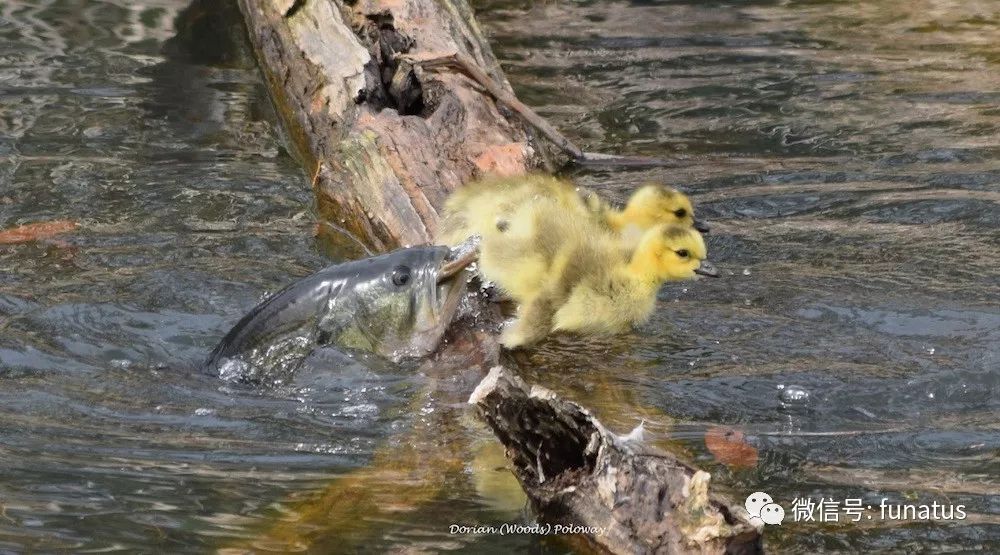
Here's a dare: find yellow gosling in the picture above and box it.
[437,174,594,246]
[602,183,711,247]
[549,225,715,338]
[478,196,716,347]
[436,175,709,250]
[476,195,575,302]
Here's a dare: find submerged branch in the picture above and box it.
[469,367,763,555]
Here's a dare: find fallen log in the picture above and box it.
[235,0,536,252]
[223,0,764,552]
[470,366,763,555]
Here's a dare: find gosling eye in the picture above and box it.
[391,265,411,287]
[674,208,687,218]
[675,249,690,258]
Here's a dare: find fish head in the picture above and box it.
[206,244,475,381]
[331,245,473,361]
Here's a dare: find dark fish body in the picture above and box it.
[205,246,466,382]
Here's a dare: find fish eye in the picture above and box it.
[391,265,411,287]
[675,249,689,258]
[674,208,687,218]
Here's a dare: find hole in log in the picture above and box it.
[502,402,598,485]
[359,12,426,116]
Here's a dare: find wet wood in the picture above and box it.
[228,1,764,552]
[470,367,763,555]
[235,0,535,252]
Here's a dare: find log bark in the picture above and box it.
[228,1,765,552]
[235,0,535,252]
[470,366,763,555]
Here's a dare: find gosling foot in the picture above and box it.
[500,320,533,349]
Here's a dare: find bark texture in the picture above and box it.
[470,367,763,555]
[236,0,534,251]
[231,2,764,552]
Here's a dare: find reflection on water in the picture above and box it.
[483,0,999,550]
[0,0,997,552]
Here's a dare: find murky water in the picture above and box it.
[483,0,999,550]
[0,0,997,552]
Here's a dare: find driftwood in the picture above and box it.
[470,367,762,555]
[235,0,536,252]
[227,0,763,552]
[234,0,668,253]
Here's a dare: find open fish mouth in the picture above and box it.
[204,242,483,379]
[438,249,478,283]
[383,243,478,361]
[437,234,480,283]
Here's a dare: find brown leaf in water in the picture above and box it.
[705,426,759,469]
[0,220,78,244]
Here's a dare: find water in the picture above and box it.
[483,0,999,550]
[0,0,997,552]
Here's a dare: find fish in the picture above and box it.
[204,245,475,383]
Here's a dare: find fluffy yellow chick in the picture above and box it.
[436,174,594,245]
[601,184,711,246]
[436,174,709,249]
[478,197,717,348]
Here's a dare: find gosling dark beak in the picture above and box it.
[694,260,719,277]
[437,250,477,283]
[693,218,711,233]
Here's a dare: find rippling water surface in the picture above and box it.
[1,0,997,552]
